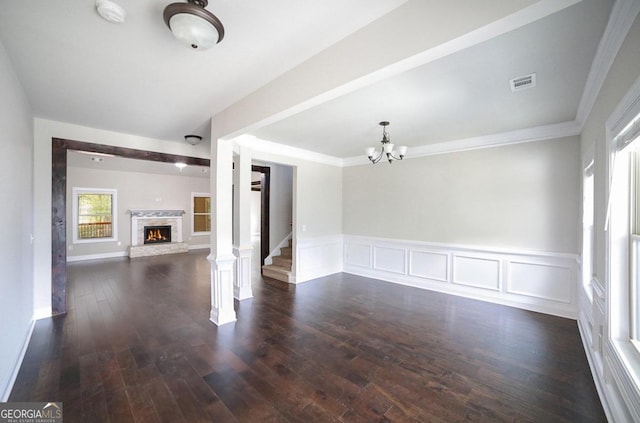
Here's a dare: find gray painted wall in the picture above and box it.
[66,166,211,258]
[343,137,580,253]
[0,41,34,400]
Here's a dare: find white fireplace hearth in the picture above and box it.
[128,209,189,258]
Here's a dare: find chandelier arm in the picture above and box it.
[368,150,384,164]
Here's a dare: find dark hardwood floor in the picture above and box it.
[10,249,605,422]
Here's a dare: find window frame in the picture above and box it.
[191,192,211,236]
[582,160,595,302]
[72,187,118,244]
[605,75,640,412]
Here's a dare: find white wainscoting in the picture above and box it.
[343,235,578,318]
[294,235,343,283]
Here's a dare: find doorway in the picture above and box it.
[50,138,209,315]
[251,165,270,271]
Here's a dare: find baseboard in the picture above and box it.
[67,251,128,262]
[343,235,578,319]
[188,244,210,250]
[33,307,51,320]
[1,318,36,402]
[577,316,616,422]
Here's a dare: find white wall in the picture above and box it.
[66,166,211,259]
[0,41,35,401]
[579,11,640,422]
[344,137,580,253]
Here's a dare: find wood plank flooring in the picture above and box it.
[10,250,605,422]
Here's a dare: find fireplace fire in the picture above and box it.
[144,225,171,244]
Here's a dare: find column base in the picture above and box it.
[207,253,237,326]
[233,245,254,300]
[210,308,237,326]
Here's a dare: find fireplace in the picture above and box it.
[128,209,188,258]
[144,225,172,244]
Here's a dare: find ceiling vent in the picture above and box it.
[510,73,536,92]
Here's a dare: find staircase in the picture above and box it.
[262,239,292,283]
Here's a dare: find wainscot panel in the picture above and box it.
[343,235,578,318]
[408,250,449,282]
[453,255,501,290]
[295,235,343,283]
[344,243,371,268]
[507,260,572,302]
[373,246,406,274]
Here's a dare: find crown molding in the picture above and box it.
[576,0,640,128]
[343,120,581,167]
[235,120,581,168]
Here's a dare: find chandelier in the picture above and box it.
[365,121,407,164]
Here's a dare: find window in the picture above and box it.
[192,193,211,234]
[607,88,640,356]
[631,148,640,348]
[582,160,595,300]
[606,75,640,420]
[72,188,117,243]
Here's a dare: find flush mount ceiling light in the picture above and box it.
[365,121,407,164]
[163,0,225,50]
[175,162,187,171]
[184,134,203,145]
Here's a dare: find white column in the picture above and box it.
[208,138,236,326]
[233,144,253,300]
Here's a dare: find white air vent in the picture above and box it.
[510,73,536,92]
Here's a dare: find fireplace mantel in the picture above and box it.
[128,209,185,218]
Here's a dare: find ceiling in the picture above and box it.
[0,0,614,163]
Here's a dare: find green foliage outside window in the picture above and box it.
[78,193,113,239]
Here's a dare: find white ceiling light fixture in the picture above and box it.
[184,134,203,145]
[163,0,225,50]
[175,162,187,171]
[365,121,407,164]
[96,0,126,24]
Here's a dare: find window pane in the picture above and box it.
[634,239,640,344]
[631,149,640,347]
[194,196,210,213]
[194,214,211,232]
[77,193,113,239]
[79,193,112,215]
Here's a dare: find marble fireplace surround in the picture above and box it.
[128,209,189,258]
